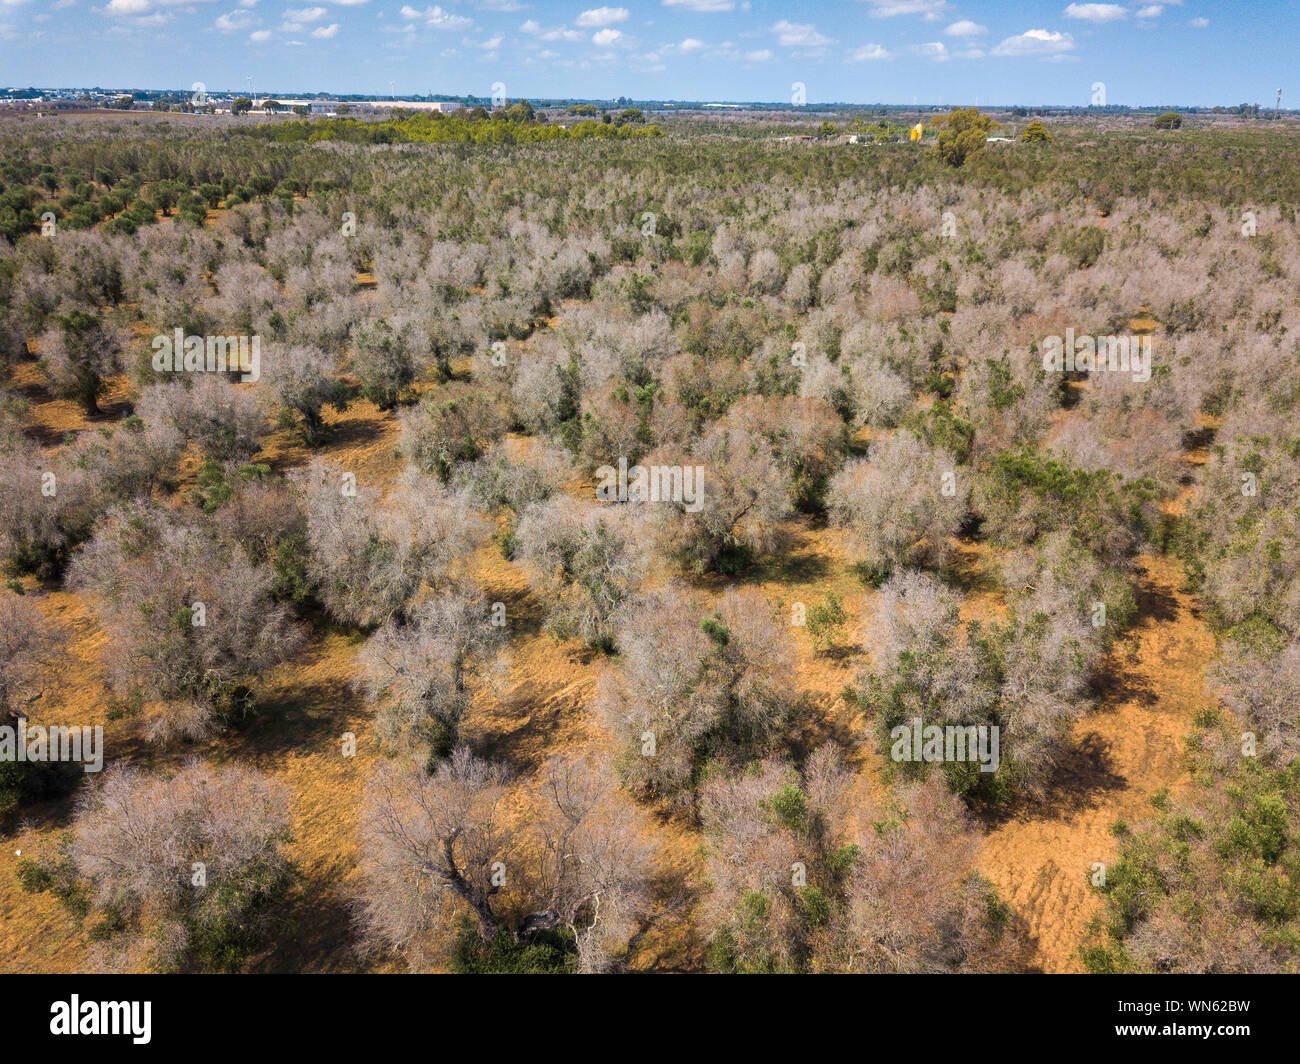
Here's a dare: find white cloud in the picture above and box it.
[249,28,270,39]
[400,4,471,29]
[913,40,948,60]
[520,20,584,41]
[662,0,734,10]
[1190,16,1208,27]
[847,42,891,60]
[479,34,501,47]
[104,0,151,15]
[591,26,621,44]
[1134,4,1163,17]
[678,37,704,51]
[215,8,256,30]
[992,28,1075,56]
[743,48,773,62]
[943,19,985,36]
[283,6,326,23]
[772,19,832,47]
[576,6,628,27]
[1063,3,1126,22]
[310,21,337,36]
[861,0,950,18]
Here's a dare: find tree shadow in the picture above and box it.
[944,536,1002,596]
[237,676,366,759]
[788,692,862,762]
[816,641,862,665]
[253,883,366,973]
[627,858,707,973]
[482,580,548,642]
[976,730,1127,828]
[319,407,390,451]
[1131,567,1179,626]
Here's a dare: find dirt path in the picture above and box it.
[978,553,1215,971]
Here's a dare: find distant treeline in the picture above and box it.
[253,110,664,146]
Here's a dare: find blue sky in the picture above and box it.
[1,1,1294,105]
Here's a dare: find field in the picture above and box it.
[1,106,1298,975]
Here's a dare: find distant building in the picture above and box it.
[247,98,465,116]
[347,99,466,113]
[254,98,338,115]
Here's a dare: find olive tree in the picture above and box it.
[828,430,967,579]
[300,461,486,627]
[514,496,645,648]
[357,748,653,972]
[21,761,291,972]
[69,502,305,741]
[598,585,796,808]
[356,585,507,762]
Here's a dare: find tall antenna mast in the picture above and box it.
[1277,88,1284,116]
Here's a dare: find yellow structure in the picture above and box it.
[910,123,924,142]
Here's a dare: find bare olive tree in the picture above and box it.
[356,585,507,762]
[860,568,1101,803]
[649,425,792,575]
[452,439,567,516]
[598,585,796,808]
[135,377,268,462]
[300,461,487,628]
[350,315,423,409]
[69,502,305,741]
[28,761,293,972]
[262,344,346,445]
[0,593,61,723]
[514,496,645,648]
[397,384,507,482]
[721,395,847,512]
[701,746,1019,972]
[357,748,652,972]
[0,442,102,577]
[39,308,125,416]
[828,430,967,578]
